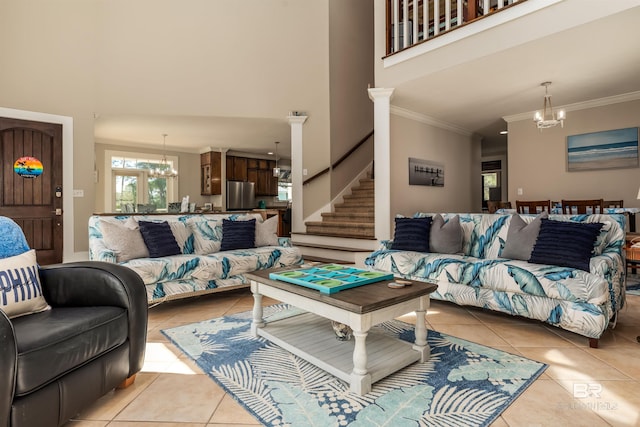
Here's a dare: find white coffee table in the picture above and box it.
[247,268,437,395]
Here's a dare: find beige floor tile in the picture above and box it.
[72,373,158,421]
[517,347,631,381]
[208,394,261,425]
[426,302,482,325]
[64,421,108,427]
[584,345,640,380]
[434,323,510,347]
[501,379,610,427]
[109,423,205,427]
[114,374,225,423]
[553,379,640,427]
[488,416,509,427]
[488,323,576,348]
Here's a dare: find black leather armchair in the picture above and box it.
[0,261,148,427]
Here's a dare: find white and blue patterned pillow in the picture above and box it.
[188,218,223,255]
[0,249,50,318]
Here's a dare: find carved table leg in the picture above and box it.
[251,284,264,337]
[413,308,430,362]
[350,329,371,395]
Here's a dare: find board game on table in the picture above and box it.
[268,264,394,294]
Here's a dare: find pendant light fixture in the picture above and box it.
[272,141,280,177]
[149,133,178,178]
[533,82,566,130]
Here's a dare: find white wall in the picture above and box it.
[507,99,640,227]
[1,0,336,253]
[328,0,374,198]
[389,112,480,230]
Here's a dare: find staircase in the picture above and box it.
[291,177,378,265]
[305,178,375,238]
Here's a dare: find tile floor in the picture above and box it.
[66,288,640,427]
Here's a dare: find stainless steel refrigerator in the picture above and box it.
[226,181,255,210]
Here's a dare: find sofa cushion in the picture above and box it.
[220,218,256,251]
[11,306,128,396]
[501,212,548,261]
[101,218,149,262]
[138,220,181,258]
[529,219,603,271]
[430,214,462,254]
[0,249,50,319]
[391,217,431,252]
[189,218,222,254]
[255,215,279,247]
[168,221,195,254]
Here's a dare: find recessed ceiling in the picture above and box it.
[94,114,292,158]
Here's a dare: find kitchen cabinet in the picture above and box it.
[226,156,248,181]
[200,151,221,195]
[226,155,278,196]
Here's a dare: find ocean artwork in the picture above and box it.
[409,157,444,186]
[14,156,44,178]
[567,127,639,171]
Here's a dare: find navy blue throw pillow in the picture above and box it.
[138,220,181,258]
[528,219,603,272]
[220,219,256,251]
[391,217,432,252]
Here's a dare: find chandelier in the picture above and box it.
[149,133,178,179]
[533,82,566,130]
[272,141,280,177]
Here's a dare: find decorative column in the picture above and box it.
[288,114,308,234]
[368,88,395,241]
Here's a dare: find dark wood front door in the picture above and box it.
[0,117,63,265]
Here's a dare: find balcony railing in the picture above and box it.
[386,0,525,55]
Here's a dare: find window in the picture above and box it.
[105,151,178,213]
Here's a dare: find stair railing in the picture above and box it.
[303,130,374,186]
[386,0,526,55]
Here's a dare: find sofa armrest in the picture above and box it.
[0,310,17,426]
[89,237,117,262]
[278,237,293,247]
[38,261,148,376]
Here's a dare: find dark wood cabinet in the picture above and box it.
[226,155,278,197]
[226,156,248,181]
[200,151,221,195]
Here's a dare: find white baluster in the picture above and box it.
[434,0,440,35]
[445,0,451,31]
[402,0,409,49]
[423,0,429,39]
[413,0,419,43]
[393,0,399,52]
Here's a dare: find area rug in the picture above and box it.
[162,304,547,427]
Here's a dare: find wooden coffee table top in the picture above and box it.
[246,266,438,315]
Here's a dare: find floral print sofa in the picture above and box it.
[89,213,302,305]
[365,213,626,347]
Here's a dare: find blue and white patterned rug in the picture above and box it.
[162,304,547,427]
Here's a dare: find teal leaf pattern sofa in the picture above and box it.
[89,213,302,304]
[365,213,626,346]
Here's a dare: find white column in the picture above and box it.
[288,114,308,234]
[368,88,394,241]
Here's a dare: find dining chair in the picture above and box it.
[561,199,604,214]
[515,200,551,214]
[604,200,624,208]
[486,200,511,214]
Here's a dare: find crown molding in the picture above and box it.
[503,90,640,123]
[390,105,474,137]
